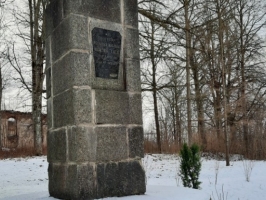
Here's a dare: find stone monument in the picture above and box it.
[45,0,146,199]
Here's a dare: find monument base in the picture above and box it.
[48,160,146,199]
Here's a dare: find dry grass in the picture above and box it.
[0,146,47,159]
[144,139,181,154]
[144,131,266,160]
[2,132,266,160]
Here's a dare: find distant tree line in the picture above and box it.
[139,0,266,164]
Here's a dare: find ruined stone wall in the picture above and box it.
[0,111,47,150]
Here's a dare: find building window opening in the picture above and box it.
[7,117,17,139]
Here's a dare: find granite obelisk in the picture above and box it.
[45,0,145,199]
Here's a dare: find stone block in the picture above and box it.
[125,28,140,59]
[47,129,67,162]
[63,0,121,23]
[73,89,92,125]
[45,0,64,38]
[51,14,89,62]
[53,89,73,128]
[126,59,141,92]
[96,161,146,197]
[66,164,95,199]
[91,74,125,91]
[48,164,68,199]
[124,0,138,28]
[95,90,129,124]
[46,67,51,99]
[128,127,144,158]
[47,99,52,129]
[53,52,90,96]
[96,163,105,198]
[45,37,51,69]
[129,93,143,124]
[118,161,146,195]
[68,126,96,162]
[53,89,92,128]
[95,126,127,162]
[46,131,52,162]
[96,162,122,198]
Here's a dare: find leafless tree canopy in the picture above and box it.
[139,0,266,162]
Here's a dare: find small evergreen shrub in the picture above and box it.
[179,143,202,189]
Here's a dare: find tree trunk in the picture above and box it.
[175,93,182,148]
[0,64,2,149]
[217,0,230,166]
[153,89,161,153]
[184,0,192,145]
[238,0,249,157]
[32,93,42,155]
[191,57,206,148]
[149,16,162,153]
[29,0,45,155]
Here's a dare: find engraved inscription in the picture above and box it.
[92,28,122,79]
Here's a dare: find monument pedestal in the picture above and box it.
[45,0,145,199]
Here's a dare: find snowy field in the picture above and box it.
[0,154,265,200]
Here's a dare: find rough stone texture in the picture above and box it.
[95,126,127,162]
[48,161,146,199]
[72,89,92,125]
[48,164,68,199]
[49,163,96,200]
[98,163,120,198]
[66,164,95,199]
[53,89,92,128]
[46,67,51,98]
[128,127,144,158]
[91,74,125,91]
[45,37,51,68]
[68,126,96,162]
[53,89,73,128]
[91,65,125,91]
[124,0,138,28]
[46,131,52,162]
[47,129,67,162]
[45,0,64,38]
[96,163,105,197]
[51,14,89,62]
[118,161,146,195]
[126,59,141,92]
[96,161,146,198]
[89,19,123,36]
[53,52,90,96]
[63,0,121,23]
[95,90,129,124]
[47,99,52,129]
[129,93,143,124]
[46,0,145,198]
[125,28,140,60]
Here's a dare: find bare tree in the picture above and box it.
[0,0,13,148]
[7,0,47,155]
[139,0,266,159]
[233,0,266,157]
[139,1,174,153]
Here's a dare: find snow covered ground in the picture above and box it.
[0,154,265,200]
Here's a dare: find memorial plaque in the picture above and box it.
[92,28,122,79]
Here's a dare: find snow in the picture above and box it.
[0,154,265,200]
